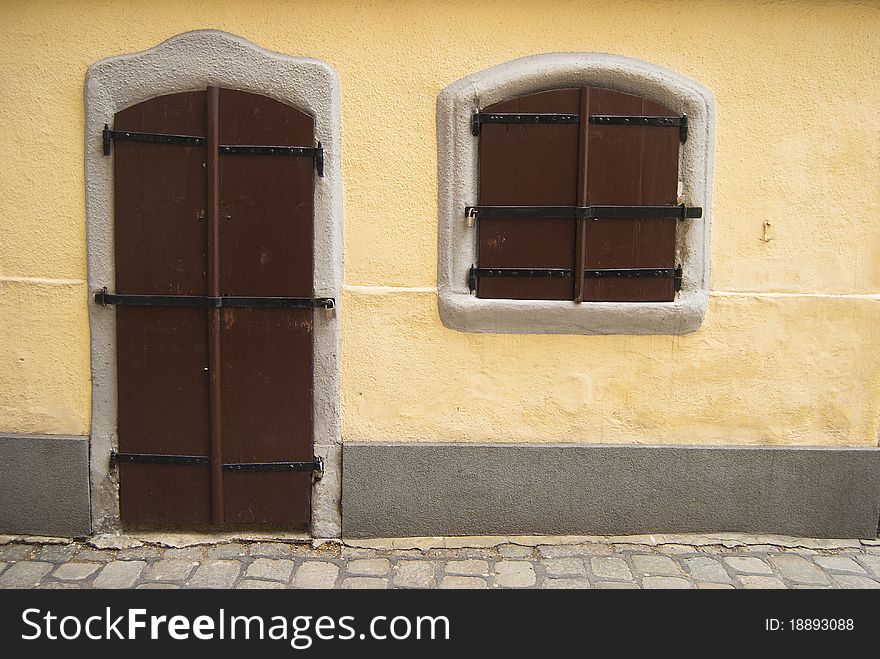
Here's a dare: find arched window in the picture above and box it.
[437,54,715,334]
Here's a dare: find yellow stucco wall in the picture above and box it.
[1,0,878,445]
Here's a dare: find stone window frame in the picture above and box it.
[436,53,715,334]
[85,30,343,538]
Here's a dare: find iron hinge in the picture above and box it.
[464,204,701,221]
[111,451,324,475]
[95,288,335,310]
[102,125,325,176]
[468,265,684,290]
[589,113,688,143]
[471,112,580,136]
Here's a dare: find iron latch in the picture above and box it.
[471,112,580,136]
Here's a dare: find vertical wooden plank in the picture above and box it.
[477,88,580,300]
[584,88,679,301]
[206,86,224,525]
[573,87,590,303]
[114,92,211,528]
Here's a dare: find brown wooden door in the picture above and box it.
[111,87,319,530]
[474,86,690,302]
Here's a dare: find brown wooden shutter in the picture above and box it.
[583,88,680,302]
[472,86,688,303]
[476,89,580,300]
[111,88,320,529]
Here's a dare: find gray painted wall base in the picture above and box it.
[0,433,91,537]
[342,443,880,539]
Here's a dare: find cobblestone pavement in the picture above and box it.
[1,535,879,589]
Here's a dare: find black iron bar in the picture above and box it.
[94,288,334,309]
[472,112,580,135]
[102,125,324,175]
[465,205,702,220]
[111,452,322,473]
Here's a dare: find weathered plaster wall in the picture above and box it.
[2,0,879,447]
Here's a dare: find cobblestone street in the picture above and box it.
[1,534,879,589]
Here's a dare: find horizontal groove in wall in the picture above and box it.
[710,291,880,300]
[1,279,876,299]
[0,275,87,286]
[343,285,437,294]
[343,284,880,299]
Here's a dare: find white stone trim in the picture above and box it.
[85,30,343,537]
[436,53,715,334]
